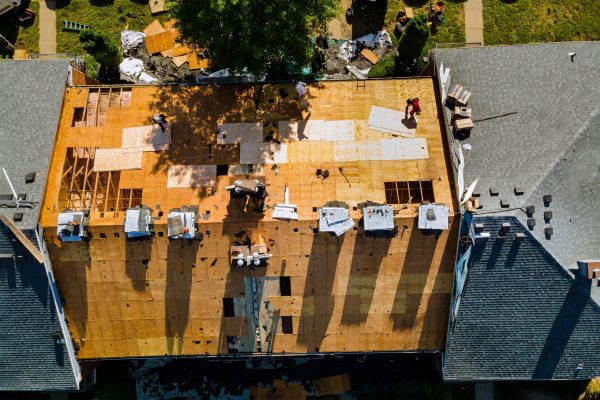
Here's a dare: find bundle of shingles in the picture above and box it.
[143,19,210,70]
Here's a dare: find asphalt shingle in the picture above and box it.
[0,60,69,230]
[0,60,77,391]
[445,216,600,381]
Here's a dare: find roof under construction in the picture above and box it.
[40,79,458,359]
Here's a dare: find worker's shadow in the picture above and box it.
[401,116,418,130]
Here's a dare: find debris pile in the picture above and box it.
[317,29,395,79]
[120,19,210,83]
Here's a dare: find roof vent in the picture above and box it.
[515,232,526,242]
[514,187,524,196]
[543,194,552,207]
[24,172,35,183]
[526,205,535,216]
[489,188,499,196]
[544,211,552,223]
[13,212,23,222]
[544,227,553,239]
[527,218,536,229]
[500,199,510,208]
[500,222,511,235]
[496,235,505,243]
[474,223,484,233]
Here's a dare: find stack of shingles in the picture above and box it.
[143,19,209,70]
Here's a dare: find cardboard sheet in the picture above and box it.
[121,124,171,152]
[93,149,143,172]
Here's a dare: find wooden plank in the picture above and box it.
[143,20,165,36]
[187,52,210,70]
[0,215,45,264]
[360,48,379,64]
[148,0,166,14]
[145,30,175,54]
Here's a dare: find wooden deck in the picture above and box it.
[41,79,459,359]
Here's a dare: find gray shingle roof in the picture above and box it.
[0,60,78,391]
[434,43,600,381]
[444,216,600,381]
[0,226,78,391]
[434,43,600,269]
[0,60,69,230]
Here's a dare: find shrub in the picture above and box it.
[580,377,600,400]
[368,54,397,78]
[397,13,430,66]
[79,29,122,68]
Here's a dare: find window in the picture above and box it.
[384,181,434,204]
[279,277,291,296]
[281,316,293,334]
[223,298,235,317]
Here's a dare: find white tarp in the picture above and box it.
[337,29,392,62]
[121,30,146,51]
[119,57,158,84]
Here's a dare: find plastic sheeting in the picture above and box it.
[119,57,158,84]
[121,30,146,52]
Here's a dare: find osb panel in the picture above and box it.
[41,79,459,358]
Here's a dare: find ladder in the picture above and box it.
[63,20,90,31]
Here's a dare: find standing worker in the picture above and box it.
[295,81,307,98]
[405,97,421,118]
[153,113,167,133]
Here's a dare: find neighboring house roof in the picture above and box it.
[0,60,78,391]
[0,227,78,390]
[444,216,600,381]
[434,43,600,381]
[434,42,600,269]
[0,60,69,230]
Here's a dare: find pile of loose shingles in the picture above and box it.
[143,19,210,71]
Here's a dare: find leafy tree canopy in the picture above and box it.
[170,0,339,76]
[397,13,430,66]
[79,29,122,69]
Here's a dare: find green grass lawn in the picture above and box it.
[55,0,170,54]
[385,0,465,46]
[483,0,600,45]
[14,1,40,52]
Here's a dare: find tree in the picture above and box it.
[396,13,430,67]
[170,0,339,77]
[79,29,122,69]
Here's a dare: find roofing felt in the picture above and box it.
[444,216,600,381]
[0,60,69,230]
[434,42,600,269]
[0,225,78,391]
